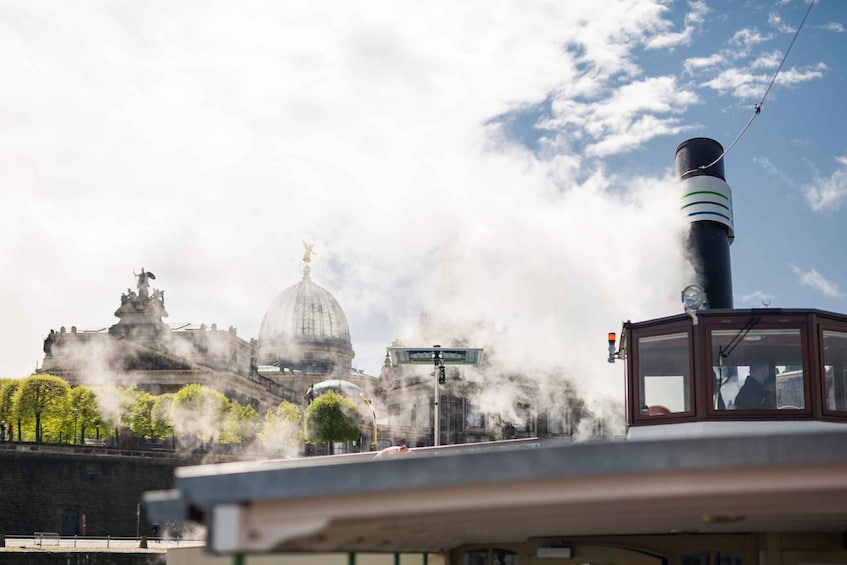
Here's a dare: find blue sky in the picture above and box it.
[0,0,844,405]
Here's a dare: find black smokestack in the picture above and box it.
[676,137,734,309]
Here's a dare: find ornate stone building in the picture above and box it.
[39,252,378,416]
[38,246,600,450]
[40,270,291,413]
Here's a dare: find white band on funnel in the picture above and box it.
[679,175,734,241]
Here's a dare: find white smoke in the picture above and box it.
[3,1,722,444]
[378,167,688,434]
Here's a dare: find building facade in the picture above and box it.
[378,346,606,448]
[38,250,593,450]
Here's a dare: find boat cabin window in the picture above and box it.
[711,328,804,411]
[626,310,847,425]
[638,332,691,416]
[822,330,847,412]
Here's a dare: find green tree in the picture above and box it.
[259,400,303,455]
[222,402,259,444]
[173,384,229,445]
[304,391,361,454]
[12,374,70,443]
[151,393,176,440]
[69,386,103,443]
[0,378,21,425]
[91,385,148,442]
[121,388,156,439]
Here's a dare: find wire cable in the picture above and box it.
[680,0,816,177]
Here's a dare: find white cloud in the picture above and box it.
[738,291,775,308]
[702,68,771,99]
[702,63,826,99]
[754,156,798,188]
[774,63,828,86]
[540,75,698,157]
[803,156,847,211]
[546,1,675,100]
[819,22,845,33]
[683,53,724,75]
[768,9,843,34]
[729,28,772,51]
[791,266,844,299]
[585,113,689,157]
[768,12,796,34]
[751,49,784,70]
[645,0,709,50]
[686,0,709,24]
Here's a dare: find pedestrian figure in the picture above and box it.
[7,422,13,441]
[151,522,160,541]
[1,421,5,442]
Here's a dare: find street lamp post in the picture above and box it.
[387,345,484,448]
[73,408,79,445]
[433,346,445,446]
[360,394,377,451]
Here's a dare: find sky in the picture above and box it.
[1,0,845,409]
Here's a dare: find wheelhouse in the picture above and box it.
[623,308,847,429]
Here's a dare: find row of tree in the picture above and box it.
[0,374,364,454]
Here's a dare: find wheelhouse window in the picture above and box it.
[822,330,847,412]
[627,310,847,427]
[711,328,804,411]
[637,332,691,416]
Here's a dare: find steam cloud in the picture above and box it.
[1,2,720,440]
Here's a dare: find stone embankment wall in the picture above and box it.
[0,442,197,537]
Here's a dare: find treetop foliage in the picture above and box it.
[1,374,368,455]
[11,374,71,443]
[304,391,362,446]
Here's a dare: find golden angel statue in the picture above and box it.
[302,241,316,264]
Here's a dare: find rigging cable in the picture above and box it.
[681,0,816,177]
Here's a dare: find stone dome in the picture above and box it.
[258,271,352,350]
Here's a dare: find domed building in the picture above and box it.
[39,269,295,414]
[257,266,354,378]
[256,247,378,403]
[36,244,592,455]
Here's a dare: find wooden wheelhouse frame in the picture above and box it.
[624,308,847,427]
